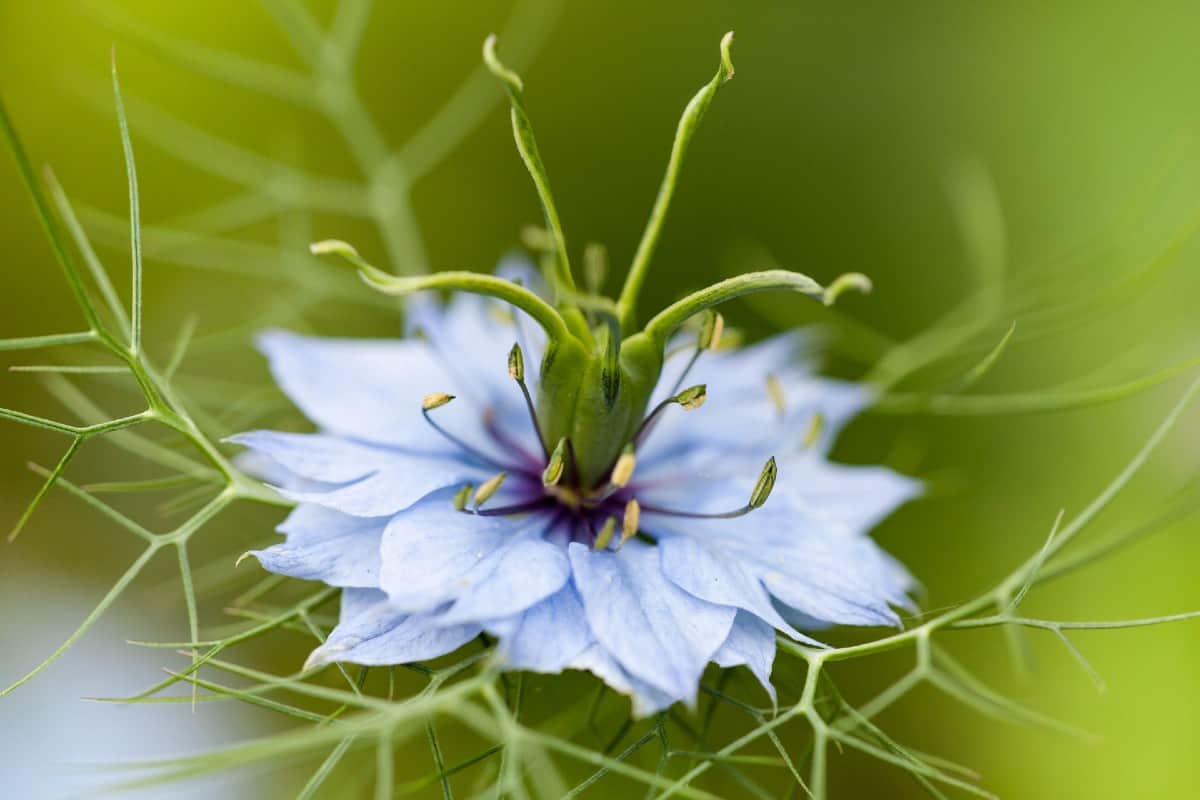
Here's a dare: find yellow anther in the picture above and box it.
[452,484,474,511]
[620,498,641,545]
[676,384,707,411]
[610,446,636,488]
[802,411,825,449]
[422,392,455,411]
[593,516,617,550]
[765,374,786,416]
[473,471,508,507]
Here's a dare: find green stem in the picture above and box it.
[617,32,734,332]
[111,53,144,354]
[643,269,829,346]
[315,240,573,343]
[483,34,576,300]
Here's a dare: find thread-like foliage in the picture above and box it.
[2,2,1199,798]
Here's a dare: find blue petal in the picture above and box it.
[411,261,548,431]
[380,489,564,616]
[643,492,913,628]
[638,331,870,480]
[487,584,594,673]
[711,611,779,705]
[340,587,388,622]
[257,330,521,460]
[772,455,922,535]
[436,536,571,624]
[228,431,391,483]
[304,592,480,670]
[231,430,488,517]
[657,535,821,646]
[569,643,677,717]
[247,504,386,588]
[259,330,452,447]
[568,540,736,702]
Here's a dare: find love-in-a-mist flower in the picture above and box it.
[233,33,919,714]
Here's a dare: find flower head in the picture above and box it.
[234,32,919,715]
[234,258,918,714]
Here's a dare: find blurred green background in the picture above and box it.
[2,1,1199,797]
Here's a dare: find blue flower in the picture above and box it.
[234,259,919,715]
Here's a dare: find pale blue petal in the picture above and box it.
[412,259,548,432]
[232,449,331,493]
[772,454,922,535]
[379,489,560,614]
[711,611,778,705]
[569,643,677,717]
[643,492,912,628]
[278,458,484,518]
[228,431,391,483]
[257,330,510,459]
[247,504,386,588]
[568,540,735,702]
[340,587,388,623]
[304,593,479,670]
[638,331,871,481]
[658,536,821,645]
[437,536,571,624]
[488,584,593,673]
[230,429,489,517]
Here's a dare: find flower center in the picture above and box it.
[418,325,779,551]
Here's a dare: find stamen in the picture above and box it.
[543,437,568,486]
[632,384,707,447]
[620,498,641,546]
[452,484,474,511]
[593,516,617,550]
[610,446,636,488]
[420,396,511,471]
[667,310,723,396]
[423,392,454,410]
[765,374,786,418]
[700,310,725,351]
[508,342,549,457]
[677,384,707,410]
[473,471,508,508]
[457,495,553,518]
[802,411,825,449]
[749,456,778,509]
[588,445,636,504]
[639,457,777,519]
[583,242,608,295]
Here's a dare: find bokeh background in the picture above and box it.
[2,1,1199,797]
